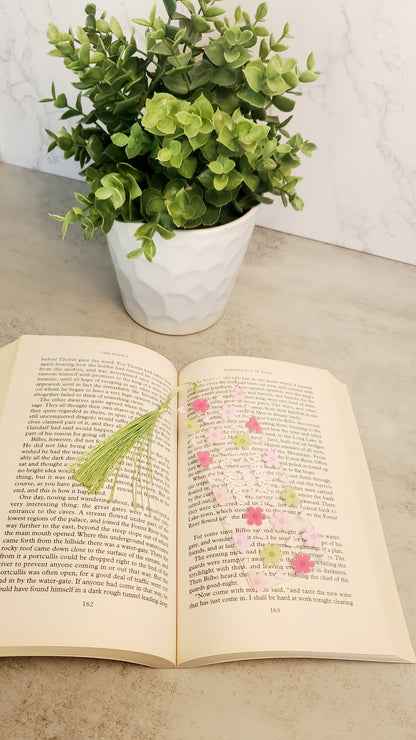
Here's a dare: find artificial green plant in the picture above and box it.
[43,0,319,259]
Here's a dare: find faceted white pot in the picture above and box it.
[106,206,258,335]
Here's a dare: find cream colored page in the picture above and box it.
[0,339,19,416]
[177,356,414,664]
[0,335,178,666]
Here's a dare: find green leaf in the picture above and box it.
[111,132,129,147]
[85,14,96,31]
[205,6,225,17]
[299,70,318,83]
[142,188,166,216]
[224,47,240,64]
[178,156,197,179]
[132,18,152,28]
[154,223,175,240]
[95,187,113,200]
[80,216,95,240]
[291,195,304,210]
[96,18,111,32]
[188,61,213,88]
[282,71,298,89]
[237,87,266,108]
[234,5,242,22]
[180,0,196,12]
[243,60,265,92]
[259,38,269,60]
[191,13,211,32]
[122,174,142,200]
[78,44,90,66]
[301,141,317,157]
[210,66,236,87]
[225,170,243,189]
[255,2,268,21]
[272,94,295,112]
[110,16,123,39]
[254,25,269,36]
[202,205,220,226]
[143,239,157,262]
[163,0,177,17]
[148,40,173,56]
[85,4,96,15]
[206,188,233,206]
[307,52,315,71]
[54,93,68,108]
[243,173,259,191]
[60,109,79,120]
[209,156,234,174]
[204,40,225,66]
[164,73,190,94]
[77,26,90,45]
[282,57,297,73]
[74,192,92,205]
[127,248,143,259]
[46,23,60,43]
[213,173,228,190]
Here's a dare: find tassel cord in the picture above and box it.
[69,381,198,509]
[70,411,158,495]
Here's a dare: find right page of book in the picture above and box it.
[177,356,414,666]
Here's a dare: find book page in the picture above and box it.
[177,356,414,665]
[0,336,178,666]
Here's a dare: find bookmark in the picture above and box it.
[69,382,198,511]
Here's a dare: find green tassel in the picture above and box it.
[69,382,197,511]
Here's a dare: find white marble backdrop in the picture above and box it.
[1,0,415,264]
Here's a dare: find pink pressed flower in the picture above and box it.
[205,427,224,444]
[191,398,210,413]
[246,416,262,433]
[220,405,237,421]
[243,506,266,526]
[232,532,251,553]
[231,387,245,402]
[271,511,293,532]
[249,571,269,592]
[262,450,280,468]
[302,527,322,548]
[213,487,231,506]
[291,553,315,574]
[197,451,213,468]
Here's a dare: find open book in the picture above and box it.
[0,335,413,667]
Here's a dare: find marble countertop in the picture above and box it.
[0,163,415,739]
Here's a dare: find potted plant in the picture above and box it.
[43,0,318,333]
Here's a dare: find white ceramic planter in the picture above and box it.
[106,207,258,335]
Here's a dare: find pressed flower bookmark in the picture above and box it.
[69,382,198,512]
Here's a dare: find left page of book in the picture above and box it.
[0,335,178,667]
